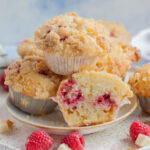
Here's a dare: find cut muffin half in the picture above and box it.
[56,71,133,127]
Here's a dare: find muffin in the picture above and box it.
[129,63,150,114]
[94,42,141,77]
[56,71,133,127]
[99,21,131,45]
[34,12,112,75]
[5,56,62,115]
[17,38,44,58]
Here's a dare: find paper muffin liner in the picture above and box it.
[137,94,150,114]
[44,52,98,75]
[9,87,57,115]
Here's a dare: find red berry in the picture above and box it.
[60,36,68,41]
[60,80,84,107]
[61,131,85,150]
[25,130,54,150]
[1,72,9,91]
[130,121,150,142]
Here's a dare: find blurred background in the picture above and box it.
[0,0,150,45]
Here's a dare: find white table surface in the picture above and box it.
[0,86,150,150]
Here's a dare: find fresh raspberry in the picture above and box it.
[130,121,150,142]
[1,72,9,91]
[61,131,85,150]
[25,130,54,150]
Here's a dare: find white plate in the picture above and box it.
[6,95,138,135]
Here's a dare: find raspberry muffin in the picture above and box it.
[5,56,61,115]
[99,21,131,45]
[56,71,133,127]
[34,12,112,75]
[129,63,150,114]
[17,38,44,58]
[95,42,141,77]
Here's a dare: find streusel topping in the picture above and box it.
[34,12,112,57]
[5,56,62,99]
[129,63,150,97]
[17,38,44,58]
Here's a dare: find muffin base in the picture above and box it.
[9,87,57,115]
[137,94,150,114]
[44,52,98,75]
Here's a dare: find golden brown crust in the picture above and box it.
[17,38,44,58]
[5,56,62,99]
[99,21,131,45]
[129,63,150,97]
[93,41,141,77]
[34,12,112,57]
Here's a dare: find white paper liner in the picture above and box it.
[44,51,98,75]
[9,87,57,115]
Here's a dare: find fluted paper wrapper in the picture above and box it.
[137,94,150,114]
[44,52,98,75]
[9,87,57,115]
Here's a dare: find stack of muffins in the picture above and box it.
[5,12,141,127]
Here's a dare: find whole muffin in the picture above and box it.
[17,38,44,58]
[129,63,150,113]
[34,12,112,75]
[5,56,62,114]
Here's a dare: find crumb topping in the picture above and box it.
[5,56,62,99]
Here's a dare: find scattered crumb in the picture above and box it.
[0,119,13,133]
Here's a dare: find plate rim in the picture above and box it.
[6,95,138,131]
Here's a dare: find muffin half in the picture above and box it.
[56,71,133,127]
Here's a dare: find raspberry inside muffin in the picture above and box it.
[56,71,133,127]
[59,80,84,107]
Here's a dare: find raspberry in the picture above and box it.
[38,70,48,76]
[60,36,68,41]
[60,80,84,107]
[130,121,150,142]
[25,130,54,150]
[93,93,118,111]
[61,131,85,150]
[47,29,51,33]
[1,72,9,91]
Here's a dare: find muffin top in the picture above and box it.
[5,56,62,99]
[17,38,44,58]
[99,21,131,45]
[34,12,112,57]
[94,39,141,77]
[129,63,150,97]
